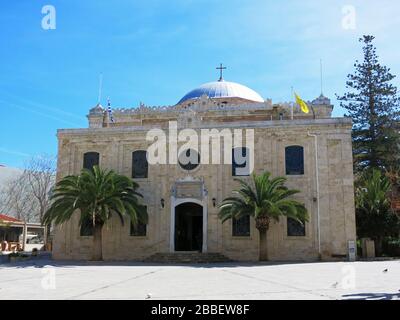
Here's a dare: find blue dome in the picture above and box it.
[178,80,264,105]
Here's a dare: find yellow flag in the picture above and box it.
[294,92,309,114]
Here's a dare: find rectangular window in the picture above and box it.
[130,206,147,236]
[232,147,250,176]
[130,221,147,236]
[287,217,305,236]
[132,150,148,178]
[83,152,99,171]
[80,217,94,236]
[232,215,250,237]
[285,146,304,175]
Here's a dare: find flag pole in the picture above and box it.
[107,97,114,123]
[290,86,294,120]
[320,59,323,96]
[97,73,103,104]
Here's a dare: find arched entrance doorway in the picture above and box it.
[174,202,203,252]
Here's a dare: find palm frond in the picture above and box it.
[218,171,308,225]
[44,165,148,229]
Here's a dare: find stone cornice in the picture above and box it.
[58,117,352,137]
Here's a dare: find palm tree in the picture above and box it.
[43,166,147,260]
[218,171,308,261]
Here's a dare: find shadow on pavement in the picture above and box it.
[1,258,329,269]
[342,291,400,300]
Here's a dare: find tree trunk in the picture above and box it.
[259,230,268,261]
[92,224,103,261]
[255,216,270,261]
[46,224,51,250]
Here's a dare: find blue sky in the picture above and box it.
[1,0,399,168]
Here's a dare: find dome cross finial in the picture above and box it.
[216,63,226,81]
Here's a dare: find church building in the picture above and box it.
[53,69,356,261]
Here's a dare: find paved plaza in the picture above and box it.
[0,259,399,300]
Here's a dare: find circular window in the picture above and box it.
[178,149,200,171]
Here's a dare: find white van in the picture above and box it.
[19,234,45,252]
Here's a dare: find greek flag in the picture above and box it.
[107,99,114,123]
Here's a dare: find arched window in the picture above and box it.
[132,150,148,178]
[232,215,250,236]
[130,206,147,236]
[232,147,250,176]
[83,152,99,171]
[287,217,305,236]
[285,146,304,175]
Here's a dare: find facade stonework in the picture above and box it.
[53,82,356,261]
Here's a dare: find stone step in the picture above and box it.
[144,252,232,263]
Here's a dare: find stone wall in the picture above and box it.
[53,118,356,261]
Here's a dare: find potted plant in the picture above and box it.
[9,252,30,263]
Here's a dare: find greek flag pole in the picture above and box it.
[107,98,114,123]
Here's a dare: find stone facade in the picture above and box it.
[52,87,356,262]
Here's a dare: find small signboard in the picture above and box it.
[348,240,356,261]
[175,181,203,199]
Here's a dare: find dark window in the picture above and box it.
[132,150,148,178]
[232,215,250,236]
[285,146,304,175]
[83,152,99,171]
[130,222,147,236]
[80,217,94,236]
[130,221,147,236]
[178,149,200,171]
[287,218,305,236]
[232,147,250,176]
[130,206,147,236]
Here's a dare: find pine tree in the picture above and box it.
[337,35,400,172]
